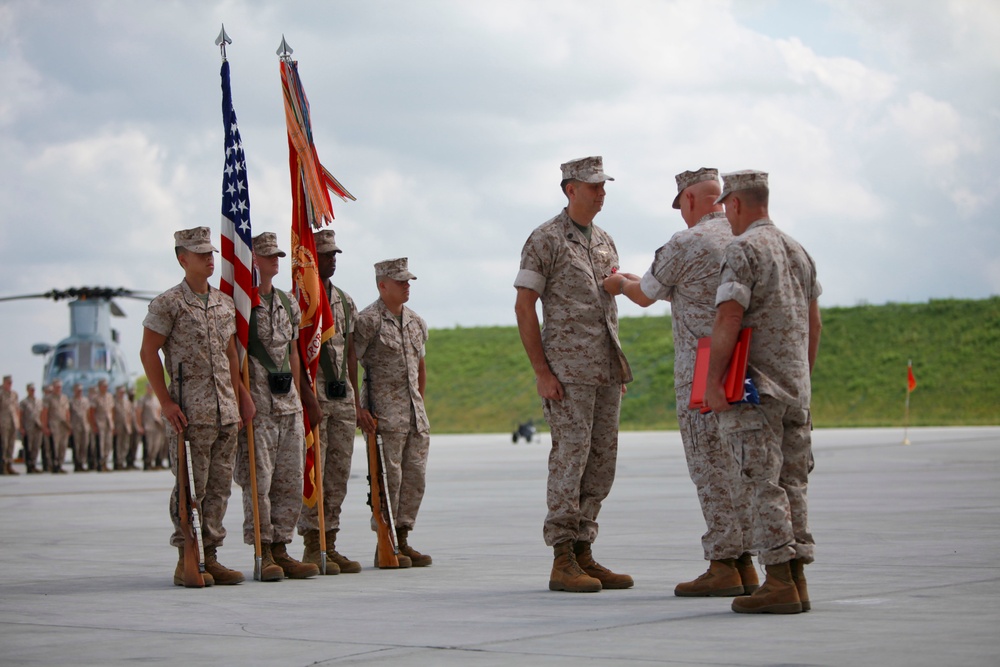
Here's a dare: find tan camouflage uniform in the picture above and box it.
[514,208,632,547]
[90,388,114,470]
[0,384,20,472]
[355,298,430,531]
[112,389,134,469]
[142,280,240,550]
[714,217,821,566]
[69,391,91,471]
[298,283,358,535]
[138,393,166,469]
[20,391,44,471]
[233,289,305,547]
[44,390,71,471]
[640,211,754,560]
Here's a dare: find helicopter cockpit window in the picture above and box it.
[53,347,76,371]
[92,344,109,371]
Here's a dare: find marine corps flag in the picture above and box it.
[278,37,355,506]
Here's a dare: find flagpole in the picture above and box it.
[312,411,326,575]
[903,388,911,445]
[242,360,264,578]
[217,25,263,579]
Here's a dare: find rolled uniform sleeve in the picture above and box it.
[514,230,549,297]
[640,269,672,302]
[809,278,824,301]
[716,243,753,309]
[142,296,176,338]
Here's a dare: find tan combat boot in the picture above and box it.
[203,545,245,585]
[173,546,214,587]
[257,543,285,582]
[789,558,810,612]
[326,530,362,574]
[574,541,633,589]
[272,541,319,579]
[302,529,340,575]
[549,541,602,592]
[736,552,760,594]
[396,528,432,567]
[674,559,744,597]
[731,561,802,614]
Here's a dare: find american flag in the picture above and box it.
[219,59,258,360]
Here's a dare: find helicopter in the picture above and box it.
[0,287,155,396]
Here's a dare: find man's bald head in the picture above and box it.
[680,179,724,227]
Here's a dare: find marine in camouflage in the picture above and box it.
[639,210,753,559]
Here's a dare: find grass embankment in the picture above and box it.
[424,297,1000,433]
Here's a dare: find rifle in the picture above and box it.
[365,368,399,568]
[175,364,206,588]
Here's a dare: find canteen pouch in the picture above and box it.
[325,379,347,400]
[268,372,293,395]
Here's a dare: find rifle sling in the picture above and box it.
[318,285,350,383]
[248,290,293,375]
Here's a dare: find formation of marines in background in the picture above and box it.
[2,156,820,616]
[0,375,167,474]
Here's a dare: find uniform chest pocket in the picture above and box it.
[405,325,424,354]
[590,246,616,278]
[377,326,402,352]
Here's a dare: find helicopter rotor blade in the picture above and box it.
[0,287,157,303]
[0,293,56,303]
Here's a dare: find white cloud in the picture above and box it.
[777,36,896,107]
[888,92,976,168]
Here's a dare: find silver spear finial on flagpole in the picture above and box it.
[277,35,293,61]
[216,24,232,61]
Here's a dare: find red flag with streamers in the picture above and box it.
[280,52,355,506]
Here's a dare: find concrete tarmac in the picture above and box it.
[1,426,998,666]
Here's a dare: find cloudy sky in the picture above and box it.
[1,0,997,388]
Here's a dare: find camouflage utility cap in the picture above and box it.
[174,226,218,254]
[560,156,615,183]
[375,257,417,281]
[252,232,286,257]
[672,167,719,209]
[715,170,769,205]
[314,229,341,254]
